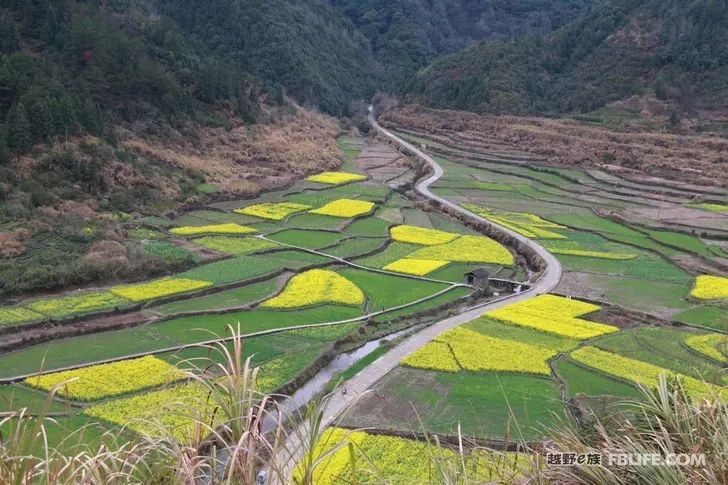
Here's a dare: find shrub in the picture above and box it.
[389,225,458,245]
[26,356,185,401]
[261,269,365,309]
[111,278,213,302]
[309,199,375,218]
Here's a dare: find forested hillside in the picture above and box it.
[331,0,591,88]
[404,0,728,114]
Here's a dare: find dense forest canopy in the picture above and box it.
[403,0,728,114]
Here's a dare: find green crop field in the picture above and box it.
[552,356,641,398]
[337,268,450,310]
[267,229,342,249]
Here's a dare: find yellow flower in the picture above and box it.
[685,333,727,362]
[305,171,367,185]
[262,269,365,309]
[389,225,459,245]
[690,275,728,300]
[403,327,557,375]
[26,356,185,400]
[112,278,213,302]
[410,234,514,265]
[234,202,311,221]
[169,223,256,236]
[383,258,449,276]
[309,199,375,218]
[571,346,728,400]
[25,292,128,318]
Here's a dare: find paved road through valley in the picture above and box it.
[273,113,563,482]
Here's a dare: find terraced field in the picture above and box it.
[0,136,526,450]
[3,127,727,479]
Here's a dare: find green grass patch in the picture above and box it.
[143,241,201,262]
[556,254,690,283]
[196,183,220,194]
[267,229,342,249]
[0,414,116,456]
[0,307,44,326]
[129,227,164,240]
[377,286,471,320]
[323,237,387,259]
[646,230,714,258]
[285,213,345,230]
[192,236,279,255]
[342,215,393,237]
[354,242,420,268]
[373,368,564,440]
[25,292,130,319]
[591,327,726,385]
[153,278,280,314]
[673,305,728,331]
[552,356,641,398]
[337,268,449,311]
[0,384,75,413]
[180,249,329,285]
[466,318,579,351]
[0,306,363,379]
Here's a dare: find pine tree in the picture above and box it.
[5,101,32,156]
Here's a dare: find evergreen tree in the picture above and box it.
[5,101,32,155]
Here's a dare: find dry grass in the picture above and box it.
[121,107,342,196]
[382,105,728,187]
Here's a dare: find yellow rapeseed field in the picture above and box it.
[463,204,567,240]
[486,295,617,340]
[26,356,185,401]
[389,225,459,245]
[0,306,44,326]
[261,269,365,309]
[383,258,449,276]
[169,223,256,236]
[234,202,311,220]
[305,171,367,185]
[403,327,557,375]
[295,428,526,485]
[409,235,514,265]
[571,346,728,399]
[112,278,213,302]
[685,333,727,362]
[309,199,375,218]
[26,291,129,318]
[690,275,728,300]
[84,382,220,439]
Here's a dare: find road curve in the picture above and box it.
[274,114,562,482]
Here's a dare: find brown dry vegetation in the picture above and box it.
[381,105,728,187]
[121,107,342,197]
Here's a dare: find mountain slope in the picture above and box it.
[403,0,728,114]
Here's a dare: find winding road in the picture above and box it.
[274,114,562,481]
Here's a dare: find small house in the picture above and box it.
[465,268,490,287]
